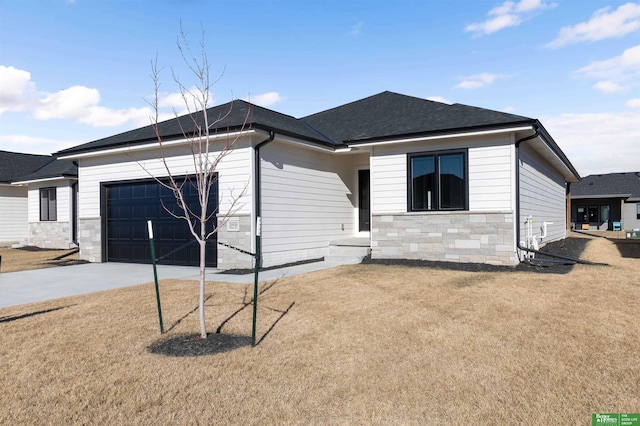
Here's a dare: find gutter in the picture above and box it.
[253,130,275,266]
[514,128,599,266]
[515,126,541,262]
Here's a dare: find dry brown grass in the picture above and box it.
[1,236,638,425]
[0,247,80,273]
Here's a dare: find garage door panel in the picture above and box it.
[105,178,217,267]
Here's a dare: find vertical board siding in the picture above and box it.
[371,153,406,213]
[468,145,513,211]
[260,141,356,265]
[78,142,253,218]
[0,186,28,242]
[519,144,567,244]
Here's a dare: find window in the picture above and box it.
[637,204,640,220]
[40,187,57,221]
[408,151,467,211]
[600,205,610,222]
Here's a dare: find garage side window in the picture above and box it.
[40,187,57,221]
[408,151,467,211]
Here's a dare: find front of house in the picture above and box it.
[55,92,580,269]
[0,150,77,249]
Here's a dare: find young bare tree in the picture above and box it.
[143,27,249,339]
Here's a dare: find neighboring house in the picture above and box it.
[0,150,78,248]
[570,172,640,231]
[55,91,580,268]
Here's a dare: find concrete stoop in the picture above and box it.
[325,238,371,264]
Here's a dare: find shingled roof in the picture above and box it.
[0,150,77,184]
[56,100,333,156]
[56,91,539,156]
[302,91,535,143]
[572,172,640,201]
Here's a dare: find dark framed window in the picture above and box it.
[408,150,467,211]
[40,187,57,221]
[637,204,640,220]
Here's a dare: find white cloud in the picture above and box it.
[0,134,81,155]
[0,66,36,114]
[593,80,628,94]
[245,91,284,107]
[349,21,364,36]
[0,65,156,128]
[626,98,640,108]
[454,73,500,89]
[546,3,640,48]
[573,45,640,93]
[426,96,453,104]
[543,111,640,175]
[502,106,517,113]
[465,0,556,37]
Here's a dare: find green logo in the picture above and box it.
[593,414,640,426]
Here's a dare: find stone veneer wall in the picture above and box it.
[28,222,71,249]
[371,212,517,266]
[217,214,254,270]
[78,218,101,262]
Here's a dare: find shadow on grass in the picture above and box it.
[0,305,76,323]
[611,239,640,259]
[362,237,593,275]
[152,279,295,356]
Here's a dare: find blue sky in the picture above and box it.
[0,0,638,176]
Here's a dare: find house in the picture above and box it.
[570,172,640,231]
[55,91,580,268]
[0,150,78,248]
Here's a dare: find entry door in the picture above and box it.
[358,169,370,232]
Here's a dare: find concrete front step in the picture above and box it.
[325,244,371,264]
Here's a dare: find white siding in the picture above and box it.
[519,143,567,244]
[0,185,28,243]
[468,144,514,211]
[371,133,514,213]
[77,140,253,219]
[27,180,72,223]
[260,140,356,266]
[371,152,406,213]
[623,202,640,230]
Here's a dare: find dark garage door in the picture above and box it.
[104,177,217,267]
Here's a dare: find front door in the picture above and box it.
[358,169,370,232]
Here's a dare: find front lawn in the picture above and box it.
[1,236,638,424]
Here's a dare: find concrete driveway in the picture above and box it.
[0,260,344,309]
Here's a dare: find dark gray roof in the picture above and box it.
[56,100,332,156]
[572,172,640,200]
[0,150,77,184]
[302,91,535,143]
[56,91,537,156]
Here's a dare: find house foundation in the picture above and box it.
[371,211,517,266]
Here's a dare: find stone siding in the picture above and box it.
[371,212,517,266]
[217,215,254,270]
[28,222,71,249]
[78,218,101,262]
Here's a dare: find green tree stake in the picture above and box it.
[252,217,261,347]
[148,220,164,334]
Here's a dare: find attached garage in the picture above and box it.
[102,177,218,267]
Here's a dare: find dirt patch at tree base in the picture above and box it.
[148,333,251,357]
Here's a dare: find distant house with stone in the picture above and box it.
[570,172,640,232]
[55,91,580,269]
[0,150,78,248]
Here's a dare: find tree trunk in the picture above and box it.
[199,239,207,339]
